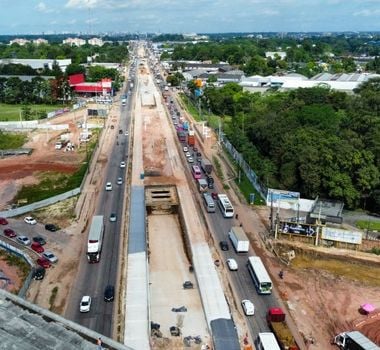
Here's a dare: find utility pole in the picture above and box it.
[218,117,222,146]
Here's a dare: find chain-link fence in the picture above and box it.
[220,134,268,201]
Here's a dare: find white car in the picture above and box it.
[117,177,123,185]
[105,182,112,191]
[241,299,255,316]
[79,296,91,313]
[187,157,194,163]
[226,258,238,271]
[183,146,188,152]
[24,216,37,225]
[125,131,129,136]
[185,152,191,158]
[109,213,117,222]
[42,251,58,263]
[120,161,126,168]
[16,235,31,245]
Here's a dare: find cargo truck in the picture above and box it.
[267,308,299,350]
[197,178,208,192]
[87,215,104,263]
[187,130,195,146]
[228,226,249,253]
[201,158,213,174]
[334,331,379,350]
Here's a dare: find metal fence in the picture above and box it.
[220,134,268,201]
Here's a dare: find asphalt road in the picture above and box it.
[64,67,136,336]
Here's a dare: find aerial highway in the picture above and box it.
[64,63,136,337]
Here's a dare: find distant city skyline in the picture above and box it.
[0,0,379,35]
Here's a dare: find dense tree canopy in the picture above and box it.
[200,79,380,210]
[163,35,380,77]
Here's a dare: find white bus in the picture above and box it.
[87,215,104,263]
[217,194,234,218]
[247,256,273,294]
[257,333,280,350]
[203,192,216,213]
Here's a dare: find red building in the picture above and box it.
[69,74,112,95]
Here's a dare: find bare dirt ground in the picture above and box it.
[0,114,86,210]
[0,256,24,293]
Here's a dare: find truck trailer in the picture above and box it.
[187,129,195,146]
[87,215,104,263]
[267,308,299,350]
[201,158,213,174]
[228,226,249,253]
[334,331,379,350]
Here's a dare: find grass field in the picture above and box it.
[0,103,67,121]
[0,131,28,149]
[356,220,380,231]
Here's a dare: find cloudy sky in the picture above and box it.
[0,0,379,34]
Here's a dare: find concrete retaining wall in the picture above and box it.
[0,188,80,218]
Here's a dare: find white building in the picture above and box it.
[9,38,30,46]
[0,58,72,73]
[88,38,104,46]
[63,37,86,47]
[33,38,48,45]
[240,72,380,94]
[265,51,287,60]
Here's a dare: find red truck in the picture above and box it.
[267,307,299,350]
[187,130,195,147]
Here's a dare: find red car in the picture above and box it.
[211,192,218,200]
[37,257,51,269]
[4,228,16,238]
[31,242,44,253]
[0,217,8,225]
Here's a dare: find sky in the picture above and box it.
[0,0,379,35]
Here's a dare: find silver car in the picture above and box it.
[42,251,58,263]
[17,235,31,245]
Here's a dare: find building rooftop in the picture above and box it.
[309,198,344,224]
[0,289,132,350]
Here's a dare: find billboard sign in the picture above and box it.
[321,227,362,245]
[279,221,316,236]
[267,189,300,205]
